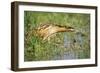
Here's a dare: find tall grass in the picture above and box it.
[24,11,90,61]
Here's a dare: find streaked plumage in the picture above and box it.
[36,24,75,40]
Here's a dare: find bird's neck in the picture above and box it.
[56,27,67,32]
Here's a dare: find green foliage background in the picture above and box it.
[24,11,90,61]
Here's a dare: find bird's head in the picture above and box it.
[66,26,75,32]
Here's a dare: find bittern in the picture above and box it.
[36,24,75,40]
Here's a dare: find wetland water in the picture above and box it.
[53,32,84,60]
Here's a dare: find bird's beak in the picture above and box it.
[70,28,75,32]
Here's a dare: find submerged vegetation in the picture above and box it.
[24,11,90,61]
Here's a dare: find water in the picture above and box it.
[53,51,78,60]
[63,51,78,59]
[53,32,84,60]
[76,32,83,48]
[64,33,71,48]
[63,33,78,59]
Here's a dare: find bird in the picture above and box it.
[35,23,75,40]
